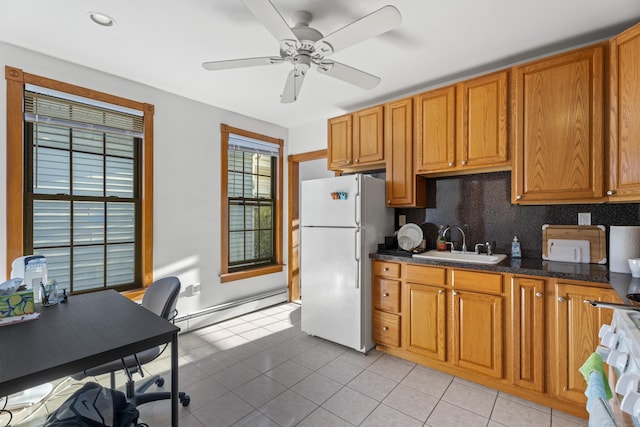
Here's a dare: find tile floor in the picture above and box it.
[3,302,588,427]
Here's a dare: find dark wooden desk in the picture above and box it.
[0,289,180,426]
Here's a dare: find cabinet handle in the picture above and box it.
[383,267,389,272]
[461,160,467,165]
[382,326,389,331]
[355,158,360,163]
[607,190,616,196]
[438,289,444,294]
[346,160,351,164]
[535,292,543,298]
[383,293,389,297]
[387,200,391,204]
[448,162,454,167]
[452,291,458,296]
[558,296,566,302]
[516,195,522,200]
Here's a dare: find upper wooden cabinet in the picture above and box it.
[415,85,456,173]
[512,44,606,204]
[384,97,427,207]
[327,113,352,170]
[608,22,640,201]
[458,71,509,170]
[328,105,384,171]
[415,70,510,175]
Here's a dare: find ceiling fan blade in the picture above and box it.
[242,0,298,42]
[314,5,401,55]
[317,61,381,89]
[281,68,307,104]
[202,57,283,71]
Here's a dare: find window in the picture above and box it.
[5,66,154,292]
[220,124,283,283]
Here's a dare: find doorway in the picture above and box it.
[287,150,334,301]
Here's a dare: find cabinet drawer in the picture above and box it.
[405,264,447,286]
[373,279,401,313]
[373,261,401,278]
[452,270,502,294]
[373,310,401,347]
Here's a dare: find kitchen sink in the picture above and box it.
[412,250,508,265]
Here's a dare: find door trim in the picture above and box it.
[287,149,328,301]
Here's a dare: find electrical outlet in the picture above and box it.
[192,282,201,296]
[399,215,407,226]
[578,212,591,225]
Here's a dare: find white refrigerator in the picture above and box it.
[300,174,393,352]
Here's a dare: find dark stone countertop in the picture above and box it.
[371,249,640,304]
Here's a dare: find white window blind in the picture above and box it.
[24,90,143,137]
[228,134,279,157]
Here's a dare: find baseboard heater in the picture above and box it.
[174,288,288,333]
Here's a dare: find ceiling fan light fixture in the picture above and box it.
[88,11,116,27]
[204,1,402,102]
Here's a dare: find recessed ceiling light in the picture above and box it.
[88,11,115,27]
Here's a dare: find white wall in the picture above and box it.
[288,120,327,154]
[0,42,289,318]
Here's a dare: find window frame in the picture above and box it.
[5,66,155,289]
[220,124,283,283]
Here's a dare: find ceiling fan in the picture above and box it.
[202,0,402,103]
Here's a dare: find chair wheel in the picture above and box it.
[181,395,190,407]
[155,378,165,387]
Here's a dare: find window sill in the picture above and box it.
[221,264,284,283]
[121,288,146,302]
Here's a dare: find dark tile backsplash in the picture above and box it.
[396,171,640,258]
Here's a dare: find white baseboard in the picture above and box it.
[174,289,288,333]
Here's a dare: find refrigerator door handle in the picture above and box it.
[354,229,361,288]
[354,176,361,227]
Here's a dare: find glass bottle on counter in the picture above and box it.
[437,225,447,251]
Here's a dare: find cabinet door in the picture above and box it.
[328,113,352,170]
[403,282,447,361]
[554,283,617,405]
[512,44,605,203]
[353,105,384,166]
[458,71,509,169]
[384,98,427,207]
[609,23,640,200]
[452,290,503,378]
[415,86,456,173]
[512,277,545,392]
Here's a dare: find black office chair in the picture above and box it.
[72,276,190,408]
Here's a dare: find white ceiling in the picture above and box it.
[2,0,640,128]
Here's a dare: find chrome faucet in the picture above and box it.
[443,226,467,253]
[474,241,493,255]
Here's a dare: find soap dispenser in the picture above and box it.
[511,236,522,258]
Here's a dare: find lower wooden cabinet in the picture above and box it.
[452,289,503,378]
[511,277,545,392]
[403,282,447,361]
[371,259,624,418]
[372,261,402,348]
[372,310,401,347]
[553,282,617,405]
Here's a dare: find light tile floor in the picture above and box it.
[2,302,588,427]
